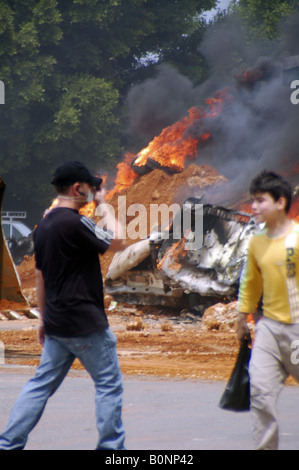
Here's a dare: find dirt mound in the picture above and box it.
[17,255,36,289]
[107,163,227,235]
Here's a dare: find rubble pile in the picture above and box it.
[201,301,242,332]
[202,302,239,332]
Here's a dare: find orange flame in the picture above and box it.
[157,238,187,272]
[105,153,138,201]
[105,89,230,200]
[133,108,206,174]
[133,91,228,174]
[79,200,97,218]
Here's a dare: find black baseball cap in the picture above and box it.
[51,161,103,188]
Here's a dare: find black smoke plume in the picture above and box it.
[125,13,299,198]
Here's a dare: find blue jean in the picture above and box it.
[0,328,125,450]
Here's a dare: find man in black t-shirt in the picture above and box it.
[0,161,126,450]
[34,207,110,337]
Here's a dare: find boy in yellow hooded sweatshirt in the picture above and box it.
[237,170,299,450]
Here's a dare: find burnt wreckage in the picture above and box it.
[105,199,258,315]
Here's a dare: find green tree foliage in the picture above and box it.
[236,0,299,40]
[0,0,216,217]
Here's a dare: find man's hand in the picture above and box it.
[93,188,106,206]
[236,313,251,343]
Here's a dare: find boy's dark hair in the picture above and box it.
[250,171,293,213]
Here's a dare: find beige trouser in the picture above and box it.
[249,317,299,450]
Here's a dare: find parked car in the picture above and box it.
[1,212,34,265]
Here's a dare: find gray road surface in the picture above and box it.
[0,365,298,451]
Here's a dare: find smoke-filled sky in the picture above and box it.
[126,12,299,198]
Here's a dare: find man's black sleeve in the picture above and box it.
[78,215,113,254]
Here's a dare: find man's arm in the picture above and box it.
[237,238,262,343]
[35,269,46,346]
[94,189,129,252]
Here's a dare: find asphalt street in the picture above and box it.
[0,365,298,451]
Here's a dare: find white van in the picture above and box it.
[2,212,32,242]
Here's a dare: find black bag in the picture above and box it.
[218,339,251,412]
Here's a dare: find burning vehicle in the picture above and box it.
[104,56,299,313]
[105,199,258,315]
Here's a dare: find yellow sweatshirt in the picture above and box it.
[238,221,299,324]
